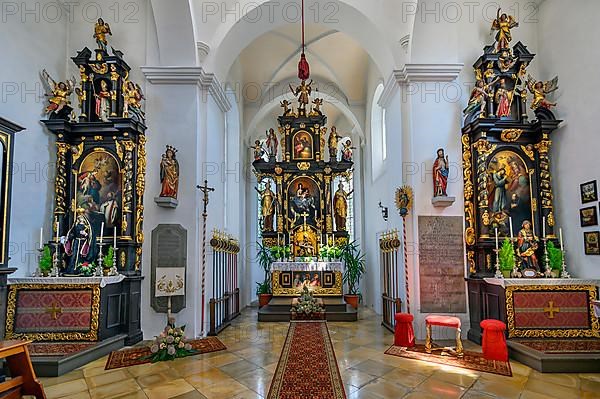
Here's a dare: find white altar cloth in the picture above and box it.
[271,261,343,272]
[9,274,126,288]
[484,277,600,289]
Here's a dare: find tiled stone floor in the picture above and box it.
[39,307,600,399]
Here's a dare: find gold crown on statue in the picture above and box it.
[166,145,178,153]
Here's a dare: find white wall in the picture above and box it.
[537,0,600,279]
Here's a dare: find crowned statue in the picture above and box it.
[63,209,98,275]
[159,146,179,199]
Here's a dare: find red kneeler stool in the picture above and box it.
[394,313,415,347]
[480,319,508,361]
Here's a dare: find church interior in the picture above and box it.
[1,0,600,398]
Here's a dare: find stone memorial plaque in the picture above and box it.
[151,224,187,313]
[418,216,466,313]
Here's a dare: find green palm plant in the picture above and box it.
[256,242,273,295]
[547,241,563,272]
[498,238,515,271]
[340,240,366,299]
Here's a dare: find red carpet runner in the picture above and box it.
[267,321,346,399]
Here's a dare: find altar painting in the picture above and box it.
[287,177,320,228]
[77,150,122,232]
[292,130,313,160]
[487,150,532,236]
[273,270,342,296]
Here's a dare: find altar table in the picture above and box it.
[271,261,343,296]
[466,278,600,342]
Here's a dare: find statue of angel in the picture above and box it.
[41,69,74,118]
[527,75,559,110]
[122,80,145,122]
[491,9,519,52]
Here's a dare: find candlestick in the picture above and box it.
[39,227,43,250]
[495,228,499,250]
[113,228,117,249]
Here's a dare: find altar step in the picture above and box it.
[258,297,358,322]
[508,339,600,373]
[28,334,127,377]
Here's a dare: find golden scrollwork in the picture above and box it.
[5,284,101,341]
[535,139,552,154]
[547,212,555,227]
[297,162,310,171]
[262,237,278,247]
[90,63,108,74]
[120,251,126,269]
[500,128,523,142]
[473,139,496,157]
[467,251,476,274]
[135,135,147,246]
[71,141,85,164]
[505,285,600,339]
[272,271,343,296]
[521,144,535,161]
[54,143,69,215]
[462,134,476,246]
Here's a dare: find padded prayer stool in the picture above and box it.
[394,313,415,347]
[425,315,463,357]
[480,319,508,362]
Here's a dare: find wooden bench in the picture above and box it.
[0,341,46,399]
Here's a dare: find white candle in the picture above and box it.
[113,227,117,249]
[495,227,499,250]
[39,227,43,249]
[55,220,60,243]
[542,217,546,238]
[509,217,514,240]
[100,222,104,242]
[560,228,564,251]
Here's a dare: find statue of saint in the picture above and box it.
[95,80,111,122]
[122,80,145,122]
[251,140,265,161]
[159,146,179,199]
[333,182,353,231]
[433,148,449,197]
[266,128,278,160]
[517,220,540,272]
[63,209,97,275]
[94,18,112,52]
[289,80,312,116]
[328,126,341,160]
[255,182,276,232]
[341,140,355,162]
[495,78,513,118]
[491,9,518,52]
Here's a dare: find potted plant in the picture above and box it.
[291,286,325,320]
[547,241,563,277]
[340,240,365,309]
[102,246,115,275]
[256,242,273,308]
[498,238,515,277]
[38,245,53,277]
[78,261,96,277]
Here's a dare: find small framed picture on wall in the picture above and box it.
[584,231,600,255]
[580,181,598,204]
[580,206,598,227]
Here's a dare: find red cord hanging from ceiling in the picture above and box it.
[297,0,310,80]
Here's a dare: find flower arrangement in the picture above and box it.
[78,261,96,276]
[291,286,325,317]
[547,240,563,272]
[498,238,515,272]
[38,245,53,276]
[319,245,342,261]
[103,246,115,269]
[149,325,195,362]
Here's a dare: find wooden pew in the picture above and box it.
[0,341,45,399]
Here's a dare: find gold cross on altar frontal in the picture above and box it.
[544,301,560,319]
[45,302,62,320]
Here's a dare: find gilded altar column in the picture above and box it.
[324,172,333,234]
[462,134,476,274]
[535,134,555,238]
[110,65,119,117]
[275,174,284,234]
[473,137,496,240]
[53,142,69,238]
[134,135,147,272]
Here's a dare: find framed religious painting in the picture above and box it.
[580,206,598,227]
[584,231,600,255]
[580,180,598,204]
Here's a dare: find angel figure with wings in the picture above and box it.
[527,75,559,110]
[491,9,519,52]
[122,80,146,122]
[41,69,74,117]
[94,18,112,52]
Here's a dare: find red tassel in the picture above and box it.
[298,53,310,80]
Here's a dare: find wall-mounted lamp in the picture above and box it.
[378,202,389,222]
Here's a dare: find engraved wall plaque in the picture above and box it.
[151,224,187,313]
[418,216,466,313]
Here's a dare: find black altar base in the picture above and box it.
[258,297,357,322]
[508,340,600,373]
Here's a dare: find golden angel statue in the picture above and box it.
[280,99,293,116]
[309,98,323,116]
[122,80,145,122]
[289,80,313,116]
[333,182,353,231]
[41,69,74,118]
[255,181,276,232]
[491,9,519,52]
[527,75,559,110]
[94,18,112,52]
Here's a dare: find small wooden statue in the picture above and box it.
[527,75,559,110]
[341,139,355,162]
[159,146,179,199]
[310,98,323,116]
[122,80,145,122]
[333,182,353,231]
[266,128,278,160]
[280,99,293,116]
[95,80,111,122]
[41,69,74,119]
[491,9,518,52]
[289,80,313,116]
[328,126,341,160]
[517,220,540,272]
[255,182,276,232]
[433,148,449,197]
[251,140,265,161]
[94,18,112,52]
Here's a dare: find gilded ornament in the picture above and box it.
[90,63,108,74]
[500,128,523,142]
[521,144,535,161]
[297,162,310,171]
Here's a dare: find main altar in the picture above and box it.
[463,12,600,372]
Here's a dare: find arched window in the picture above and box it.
[371,83,386,179]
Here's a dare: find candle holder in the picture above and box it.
[51,240,61,277]
[35,248,44,277]
[542,238,553,278]
[110,246,118,276]
[493,248,503,279]
[560,249,571,279]
[96,241,105,277]
[510,238,522,278]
